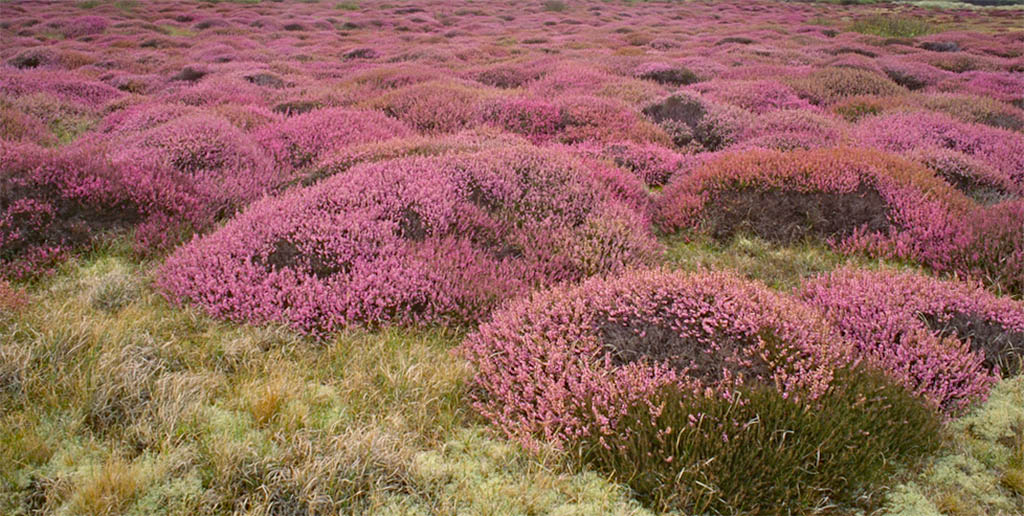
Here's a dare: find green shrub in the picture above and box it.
[850,15,937,38]
[575,366,942,515]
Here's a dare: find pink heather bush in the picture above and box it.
[938,71,1024,106]
[567,140,695,187]
[98,103,201,134]
[460,269,845,447]
[919,94,1024,132]
[854,112,1024,185]
[957,200,1024,298]
[685,79,815,114]
[654,147,973,271]
[111,114,272,177]
[878,58,953,91]
[60,16,109,39]
[0,69,123,109]
[800,268,1024,413]
[905,147,1022,204]
[642,91,755,151]
[366,80,492,134]
[786,67,906,105]
[254,107,413,169]
[477,96,564,144]
[0,106,55,146]
[1,141,139,278]
[312,129,530,182]
[157,146,661,336]
[556,95,669,145]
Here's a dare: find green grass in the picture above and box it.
[662,231,915,291]
[881,377,1024,516]
[0,243,645,515]
[1,233,1020,515]
[850,14,938,38]
[576,367,943,515]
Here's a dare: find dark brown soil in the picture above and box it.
[272,101,320,116]
[700,184,891,245]
[254,239,351,279]
[170,66,207,82]
[922,312,1024,376]
[637,67,700,87]
[598,314,774,385]
[244,73,287,89]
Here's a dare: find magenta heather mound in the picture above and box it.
[1,141,140,279]
[653,147,974,271]
[799,268,1024,414]
[460,269,845,447]
[854,112,1024,186]
[254,107,414,169]
[157,146,662,336]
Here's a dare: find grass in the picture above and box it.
[662,232,915,291]
[0,234,1019,515]
[881,376,1024,516]
[849,14,938,38]
[576,367,943,515]
[0,241,645,515]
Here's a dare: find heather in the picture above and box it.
[3,0,1024,514]
[800,268,1024,414]
[460,269,844,447]
[158,146,660,336]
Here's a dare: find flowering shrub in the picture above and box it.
[60,16,109,39]
[799,268,1024,413]
[854,112,1024,185]
[632,62,700,87]
[460,269,844,447]
[786,67,906,105]
[366,80,492,134]
[0,106,55,146]
[0,69,123,109]
[311,129,528,184]
[905,147,1021,204]
[685,79,814,114]
[567,140,695,187]
[642,92,753,151]
[254,107,413,168]
[920,94,1024,132]
[878,59,953,91]
[477,96,564,144]
[1,141,139,278]
[654,147,972,272]
[157,146,661,336]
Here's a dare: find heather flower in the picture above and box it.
[157,146,661,336]
[461,269,845,447]
[799,268,1024,414]
[254,107,413,169]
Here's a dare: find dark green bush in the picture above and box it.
[574,366,942,515]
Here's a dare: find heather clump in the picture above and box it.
[854,111,1024,185]
[253,107,413,169]
[366,80,493,134]
[800,268,1024,414]
[1,142,140,278]
[654,147,973,272]
[642,91,753,151]
[158,146,660,336]
[577,366,941,515]
[787,67,906,105]
[460,269,844,447]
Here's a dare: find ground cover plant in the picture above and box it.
[3,0,1024,514]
